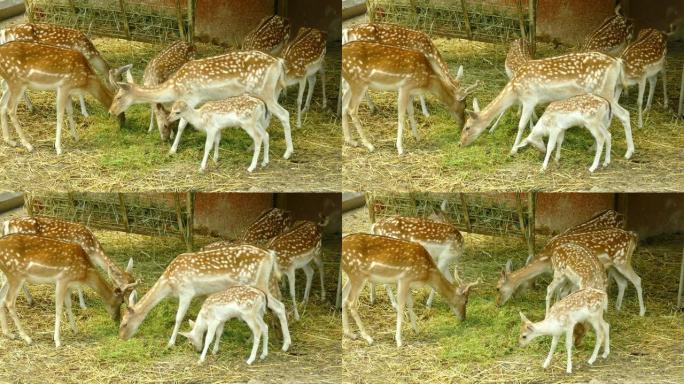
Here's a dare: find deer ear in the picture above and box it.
[455,65,464,80]
[519,311,531,324]
[117,82,132,92]
[126,258,134,273]
[188,319,195,328]
[179,331,191,339]
[473,98,481,113]
[128,291,137,306]
[465,109,478,120]
[505,259,512,273]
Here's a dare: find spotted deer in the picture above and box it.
[242,208,294,245]
[459,51,633,159]
[496,228,644,316]
[167,96,271,173]
[514,94,613,173]
[561,209,624,236]
[370,216,464,308]
[617,28,668,128]
[583,4,633,56]
[108,51,293,159]
[2,216,138,307]
[0,22,114,117]
[0,41,123,154]
[118,244,291,350]
[282,27,327,128]
[342,22,464,117]
[342,233,479,347]
[342,41,478,155]
[490,38,535,133]
[267,220,326,321]
[0,234,124,347]
[134,40,196,140]
[519,288,610,374]
[243,15,291,56]
[180,285,269,365]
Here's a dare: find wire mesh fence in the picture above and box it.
[366,0,534,44]
[24,192,194,249]
[25,0,195,44]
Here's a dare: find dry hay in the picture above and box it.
[341,205,684,383]
[0,224,343,383]
[342,36,684,192]
[0,38,342,192]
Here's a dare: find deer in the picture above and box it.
[490,38,535,133]
[0,234,125,347]
[561,209,624,236]
[582,4,633,57]
[341,22,464,118]
[0,22,115,117]
[369,215,464,308]
[243,15,291,56]
[519,288,610,373]
[0,41,124,155]
[242,208,294,245]
[118,244,291,351]
[135,40,196,140]
[459,51,634,160]
[167,96,271,173]
[108,50,293,159]
[1,215,137,307]
[342,41,478,155]
[180,285,269,365]
[267,220,326,321]
[514,93,613,173]
[496,228,644,316]
[342,233,479,347]
[281,27,327,128]
[617,28,668,128]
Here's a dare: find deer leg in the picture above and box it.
[395,90,411,155]
[611,269,628,311]
[395,281,409,347]
[257,313,269,360]
[21,283,34,306]
[419,95,429,117]
[385,284,398,309]
[0,281,12,338]
[9,87,34,152]
[5,279,32,344]
[257,122,270,167]
[407,96,420,141]
[313,252,325,301]
[53,282,70,347]
[213,131,221,163]
[76,287,86,309]
[210,321,224,355]
[245,126,262,173]
[610,102,634,159]
[368,282,376,304]
[265,293,291,351]
[66,98,78,141]
[554,130,566,163]
[614,263,645,316]
[511,103,535,154]
[77,95,88,118]
[168,294,193,347]
[0,87,16,147]
[406,292,418,333]
[303,74,317,112]
[601,320,610,358]
[264,99,293,159]
[199,321,218,364]
[199,129,217,173]
[302,263,314,304]
[601,126,612,168]
[365,91,377,113]
[341,279,354,337]
[543,335,559,369]
[64,290,78,333]
[541,130,559,172]
[23,92,35,113]
[54,89,69,155]
[169,118,189,154]
[345,84,374,151]
[587,318,603,365]
[545,275,565,314]
[565,327,574,373]
[148,104,156,133]
[489,111,505,133]
[662,64,668,109]
[344,277,373,344]
[296,78,306,129]
[636,79,646,128]
[645,75,656,112]
[320,65,327,109]
[588,124,605,173]
[243,316,262,365]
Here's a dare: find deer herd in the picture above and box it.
[0,15,328,172]
[0,207,330,365]
[341,5,670,173]
[341,207,645,373]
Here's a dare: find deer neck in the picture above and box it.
[130,83,179,104]
[507,258,552,292]
[179,107,204,127]
[84,268,119,308]
[479,83,518,125]
[428,269,457,300]
[532,317,563,337]
[428,74,459,107]
[130,277,173,321]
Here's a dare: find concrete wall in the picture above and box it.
[536,0,615,45]
[618,194,684,238]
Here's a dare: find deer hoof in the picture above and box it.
[283,149,293,160]
[345,139,359,147]
[5,139,17,147]
[343,331,358,340]
[24,143,34,152]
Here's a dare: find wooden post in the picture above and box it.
[118,0,131,40]
[173,193,186,246]
[185,192,195,251]
[117,193,130,233]
[459,193,472,232]
[528,0,537,55]
[187,0,196,43]
[526,191,536,262]
[25,194,34,217]
[515,192,528,246]
[678,244,684,308]
[516,0,527,40]
[175,0,186,41]
[678,63,684,118]
[367,194,376,224]
[336,269,343,309]
[460,0,473,40]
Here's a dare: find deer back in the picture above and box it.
[551,243,607,291]
[620,28,667,79]
[242,208,294,245]
[267,221,321,267]
[283,27,327,79]
[243,15,290,54]
[505,38,532,77]
[562,209,624,235]
[143,40,196,86]
[372,216,463,245]
[548,288,607,318]
[583,10,633,54]
[0,234,91,280]
[540,228,637,266]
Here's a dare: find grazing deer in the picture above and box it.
[459,51,633,159]
[370,216,464,308]
[582,4,633,57]
[0,234,124,347]
[282,27,327,128]
[519,288,610,373]
[342,22,463,117]
[2,215,137,307]
[561,209,624,236]
[243,15,291,56]
[180,285,269,365]
[137,40,196,140]
[267,220,325,321]
[242,208,294,245]
[167,96,271,173]
[496,228,644,316]
[342,233,478,347]
[545,242,607,314]
[108,50,293,159]
[0,41,123,154]
[118,245,291,350]
[342,41,478,155]
[0,22,114,117]
[617,28,668,128]
[490,38,535,133]
[514,94,613,173]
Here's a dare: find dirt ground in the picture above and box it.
[341,206,684,383]
[0,17,342,192]
[0,210,343,383]
[341,17,684,193]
